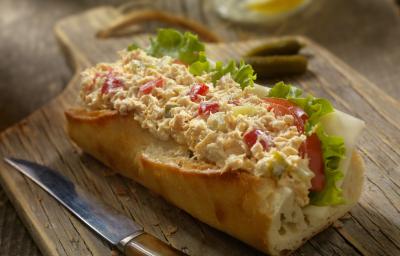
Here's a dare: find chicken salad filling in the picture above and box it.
[80,49,312,205]
[79,29,349,207]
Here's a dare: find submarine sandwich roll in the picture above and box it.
[66,29,365,255]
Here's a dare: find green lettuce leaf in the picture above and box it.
[146,28,205,65]
[233,61,257,89]
[127,43,139,51]
[188,52,210,75]
[292,97,334,133]
[143,29,256,89]
[309,125,346,206]
[212,60,236,84]
[267,82,346,206]
[267,82,334,133]
[268,81,303,98]
[211,60,256,89]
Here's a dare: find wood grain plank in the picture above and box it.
[0,6,399,256]
[0,189,41,256]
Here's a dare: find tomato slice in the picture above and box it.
[264,98,307,133]
[299,133,325,192]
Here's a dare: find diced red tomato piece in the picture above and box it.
[264,98,308,133]
[100,72,124,94]
[198,102,219,115]
[243,129,271,151]
[138,78,164,95]
[299,133,325,192]
[189,83,209,102]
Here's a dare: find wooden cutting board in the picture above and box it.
[0,6,399,256]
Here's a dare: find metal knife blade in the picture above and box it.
[4,158,183,256]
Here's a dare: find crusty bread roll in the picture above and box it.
[65,108,364,255]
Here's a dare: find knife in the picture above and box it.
[4,158,184,256]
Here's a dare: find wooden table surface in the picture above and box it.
[0,0,399,255]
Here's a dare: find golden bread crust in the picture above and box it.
[65,108,364,255]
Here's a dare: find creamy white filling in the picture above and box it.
[79,49,324,205]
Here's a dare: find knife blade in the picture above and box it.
[4,158,184,256]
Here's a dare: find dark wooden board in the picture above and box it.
[0,6,399,256]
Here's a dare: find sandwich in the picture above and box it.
[65,29,365,255]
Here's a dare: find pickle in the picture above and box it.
[244,55,307,78]
[245,38,303,57]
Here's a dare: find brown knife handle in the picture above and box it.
[124,233,185,256]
